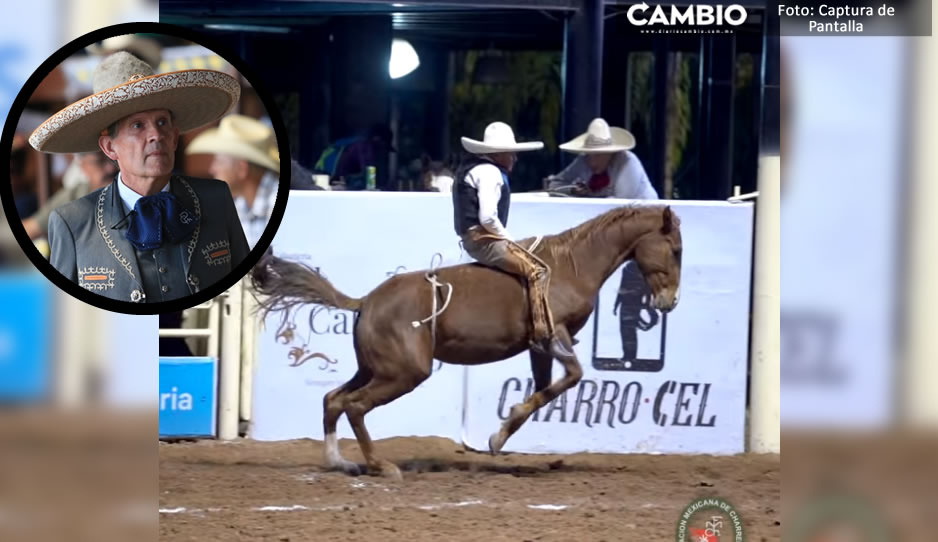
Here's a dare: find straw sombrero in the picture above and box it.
[29,51,240,154]
[559,118,635,154]
[186,114,280,174]
[461,121,543,154]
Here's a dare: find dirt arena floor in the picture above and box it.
[159,436,779,541]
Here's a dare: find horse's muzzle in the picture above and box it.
[652,288,679,312]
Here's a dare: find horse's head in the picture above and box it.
[631,206,682,312]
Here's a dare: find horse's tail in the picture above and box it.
[250,249,363,319]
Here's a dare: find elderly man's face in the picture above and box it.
[99,109,178,179]
[585,152,614,174]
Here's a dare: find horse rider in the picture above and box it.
[453,121,576,360]
[545,117,658,199]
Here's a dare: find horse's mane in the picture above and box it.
[524,203,671,266]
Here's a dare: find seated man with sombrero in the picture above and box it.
[185,114,280,249]
[546,118,658,200]
[29,51,250,303]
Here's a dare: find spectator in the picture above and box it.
[546,117,657,200]
[314,123,395,190]
[186,114,280,248]
[23,151,117,240]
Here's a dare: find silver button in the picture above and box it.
[159,267,167,273]
[161,285,169,293]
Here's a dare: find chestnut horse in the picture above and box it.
[251,204,682,479]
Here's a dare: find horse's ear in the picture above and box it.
[661,206,673,234]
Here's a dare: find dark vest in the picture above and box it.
[136,244,192,302]
[452,157,511,235]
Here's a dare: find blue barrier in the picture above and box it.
[0,272,51,402]
[159,357,218,438]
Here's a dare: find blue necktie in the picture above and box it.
[125,192,198,251]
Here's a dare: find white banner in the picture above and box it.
[780,37,903,428]
[463,200,753,455]
[251,193,470,442]
[251,193,752,455]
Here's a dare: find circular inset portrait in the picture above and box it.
[2,23,291,314]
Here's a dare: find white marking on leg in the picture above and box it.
[324,431,360,474]
[325,432,343,465]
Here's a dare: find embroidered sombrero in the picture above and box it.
[559,117,635,154]
[29,51,241,154]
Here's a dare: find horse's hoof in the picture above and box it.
[328,460,361,476]
[488,432,505,455]
[375,461,403,481]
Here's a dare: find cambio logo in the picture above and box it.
[627,2,748,27]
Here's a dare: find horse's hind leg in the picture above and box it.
[341,325,432,479]
[322,369,370,475]
[489,325,583,454]
[343,367,428,479]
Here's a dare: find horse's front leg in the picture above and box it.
[488,325,583,454]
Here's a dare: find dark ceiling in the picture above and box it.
[161,1,766,51]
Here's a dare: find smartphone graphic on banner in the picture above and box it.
[590,260,667,373]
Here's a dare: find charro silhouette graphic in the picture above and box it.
[592,260,667,372]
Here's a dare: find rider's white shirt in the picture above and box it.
[464,162,511,240]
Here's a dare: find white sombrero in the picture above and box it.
[29,51,240,154]
[186,114,280,174]
[461,121,543,154]
[559,118,635,154]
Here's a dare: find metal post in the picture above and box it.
[748,155,780,453]
[240,279,258,424]
[206,299,220,359]
[748,13,781,451]
[562,0,603,145]
[904,24,938,426]
[218,284,242,440]
[699,34,737,200]
[652,36,669,196]
[759,7,781,155]
[57,292,87,407]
